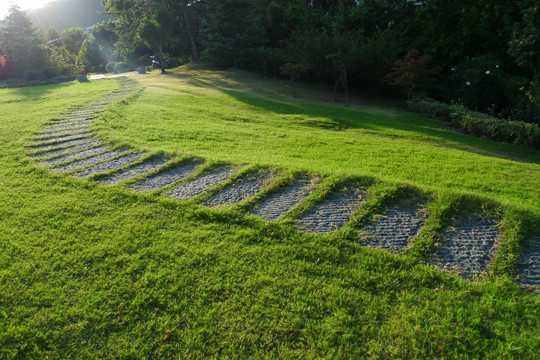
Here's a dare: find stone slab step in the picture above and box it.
[31,141,102,159]
[519,237,540,288]
[250,179,314,220]
[361,204,427,253]
[204,171,272,207]
[167,166,236,200]
[296,186,366,234]
[101,157,171,185]
[55,149,130,173]
[41,145,112,166]
[131,162,202,192]
[75,152,146,178]
[430,218,501,279]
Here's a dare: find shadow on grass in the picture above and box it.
[163,71,540,165]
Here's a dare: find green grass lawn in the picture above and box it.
[0,69,539,359]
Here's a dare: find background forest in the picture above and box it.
[1,0,539,125]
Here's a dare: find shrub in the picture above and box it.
[114,62,130,73]
[106,62,117,73]
[41,67,59,79]
[25,70,42,81]
[408,98,540,148]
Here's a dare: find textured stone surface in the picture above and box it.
[55,149,130,172]
[41,145,112,166]
[75,152,146,178]
[250,180,314,220]
[31,137,96,151]
[35,126,92,138]
[102,157,171,185]
[168,167,236,200]
[361,204,427,253]
[519,237,540,288]
[296,187,365,234]
[32,132,93,145]
[31,141,101,159]
[44,122,92,132]
[131,162,202,192]
[430,218,501,279]
[204,171,273,207]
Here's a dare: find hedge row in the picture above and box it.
[408,98,540,149]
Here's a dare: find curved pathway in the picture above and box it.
[27,78,539,290]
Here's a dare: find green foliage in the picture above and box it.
[408,98,540,148]
[114,62,130,73]
[61,27,88,54]
[77,36,104,70]
[41,67,60,79]
[106,61,117,73]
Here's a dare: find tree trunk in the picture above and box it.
[180,1,199,62]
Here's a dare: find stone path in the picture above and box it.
[26,77,539,290]
[250,179,315,220]
[101,156,172,185]
[168,166,236,200]
[519,238,540,289]
[297,186,366,234]
[360,203,427,253]
[131,161,202,192]
[204,170,273,207]
[429,218,501,279]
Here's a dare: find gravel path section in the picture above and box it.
[204,171,273,207]
[30,141,102,159]
[75,152,146,178]
[31,137,96,151]
[32,132,93,145]
[101,157,171,185]
[36,126,92,138]
[167,167,236,200]
[360,204,427,253]
[41,145,112,166]
[430,218,501,279]
[131,162,202,192]
[250,180,315,220]
[55,149,130,172]
[44,122,92,132]
[296,187,365,234]
[519,237,540,288]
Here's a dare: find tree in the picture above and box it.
[138,6,174,72]
[61,27,87,54]
[0,5,49,79]
[383,49,438,100]
[78,36,105,71]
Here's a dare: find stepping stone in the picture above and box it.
[204,171,273,207]
[75,152,146,178]
[430,218,501,279]
[31,137,96,151]
[30,141,102,159]
[101,157,171,185]
[168,166,235,200]
[296,186,366,234]
[131,162,202,192]
[519,237,540,288]
[360,204,427,253]
[55,149,130,173]
[44,122,92,132]
[41,145,112,166]
[250,179,315,220]
[32,132,93,145]
[36,126,92,138]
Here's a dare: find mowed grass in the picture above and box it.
[97,67,540,214]
[0,74,538,359]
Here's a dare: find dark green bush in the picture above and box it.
[41,67,59,79]
[105,62,117,73]
[25,70,42,81]
[114,62,130,73]
[408,98,540,148]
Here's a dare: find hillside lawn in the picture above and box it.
[0,67,539,359]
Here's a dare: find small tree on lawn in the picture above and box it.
[383,49,437,100]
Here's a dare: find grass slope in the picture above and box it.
[0,72,538,359]
[97,68,540,215]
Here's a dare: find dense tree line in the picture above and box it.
[1,0,539,123]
